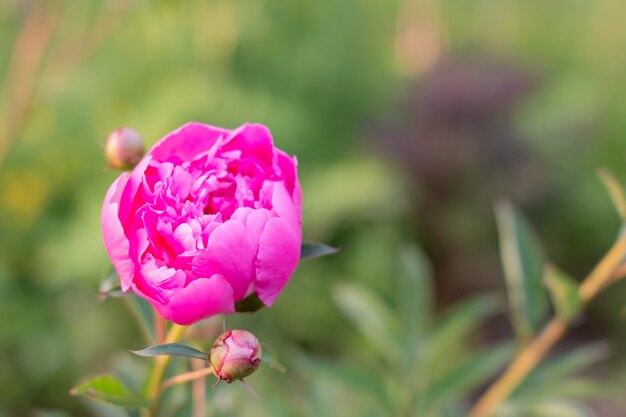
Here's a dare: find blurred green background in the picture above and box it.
[2,0,626,416]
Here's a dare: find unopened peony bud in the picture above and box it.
[104,127,144,169]
[209,330,262,384]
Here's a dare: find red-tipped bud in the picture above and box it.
[104,127,144,170]
[209,330,262,384]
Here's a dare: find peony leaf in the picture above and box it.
[420,342,514,412]
[511,399,593,417]
[131,343,208,360]
[70,374,150,409]
[333,283,404,366]
[300,242,340,259]
[544,264,582,321]
[421,296,501,372]
[495,201,549,343]
[99,267,154,343]
[126,294,155,343]
[98,267,127,300]
[261,345,287,373]
[597,168,626,221]
[235,293,265,313]
[397,245,433,343]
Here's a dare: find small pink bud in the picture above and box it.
[209,330,262,384]
[104,127,144,170]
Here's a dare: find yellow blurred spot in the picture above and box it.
[1,168,49,229]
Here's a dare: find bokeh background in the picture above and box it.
[2,0,626,416]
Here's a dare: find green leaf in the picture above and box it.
[533,342,610,382]
[420,342,514,412]
[32,410,74,417]
[397,245,433,343]
[517,399,592,417]
[261,345,287,373]
[543,265,582,321]
[70,375,150,409]
[597,168,626,221]
[131,343,209,360]
[235,293,265,313]
[296,355,390,413]
[494,201,549,343]
[512,343,610,402]
[423,296,501,364]
[100,267,154,343]
[333,283,404,366]
[301,242,340,259]
[98,268,126,300]
[125,294,155,344]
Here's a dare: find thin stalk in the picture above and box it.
[159,365,214,394]
[154,311,166,345]
[468,236,626,417]
[191,359,207,417]
[0,2,58,168]
[142,324,187,417]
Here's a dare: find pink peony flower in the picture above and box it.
[101,123,302,325]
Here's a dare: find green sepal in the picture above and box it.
[235,293,265,313]
[544,264,582,321]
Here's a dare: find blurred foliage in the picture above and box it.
[2,0,626,416]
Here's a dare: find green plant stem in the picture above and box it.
[142,323,187,417]
[468,236,626,417]
[159,364,214,395]
[191,359,207,417]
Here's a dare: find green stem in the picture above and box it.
[468,237,626,417]
[142,323,187,417]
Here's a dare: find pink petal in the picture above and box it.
[223,124,274,165]
[101,173,135,291]
[150,274,235,325]
[192,220,255,300]
[149,122,230,162]
[255,217,301,306]
[118,155,151,224]
[244,209,273,246]
[230,207,255,224]
[275,151,298,195]
[270,182,302,239]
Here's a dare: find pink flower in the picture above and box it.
[102,123,302,325]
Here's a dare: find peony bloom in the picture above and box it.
[209,330,262,383]
[102,123,302,325]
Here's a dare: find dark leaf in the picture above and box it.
[235,293,265,313]
[301,242,340,259]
